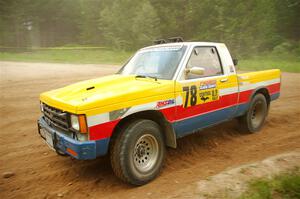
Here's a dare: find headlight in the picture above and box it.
[70,114,80,131]
[70,114,88,135]
[40,102,44,112]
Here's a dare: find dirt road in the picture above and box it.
[0,61,299,199]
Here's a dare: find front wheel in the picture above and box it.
[239,93,268,133]
[110,119,165,185]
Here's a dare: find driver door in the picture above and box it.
[174,46,238,137]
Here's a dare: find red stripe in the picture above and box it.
[267,83,280,94]
[174,92,239,121]
[163,83,280,122]
[88,83,280,140]
[238,90,252,103]
[238,83,281,103]
[160,106,176,121]
[89,119,120,140]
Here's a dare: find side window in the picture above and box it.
[184,47,223,80]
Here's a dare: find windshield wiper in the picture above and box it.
[135,75,157,81]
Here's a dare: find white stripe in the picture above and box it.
[122,101,157,118]
[219,87,238,96]
[175,95,183,106]
[239,78,280,92]
[87,113,109,127]
[87,98,178,126]
[123,98,178,117]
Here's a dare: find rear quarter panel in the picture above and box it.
[236,69,281,116]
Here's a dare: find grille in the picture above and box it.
[43,103,69,131]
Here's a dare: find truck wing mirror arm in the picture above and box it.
[233,59,238,66]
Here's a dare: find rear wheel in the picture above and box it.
[239,93,268,133]
[110,119,165,185]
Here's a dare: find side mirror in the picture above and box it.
[185,67,205,76]
[233,59,238,66]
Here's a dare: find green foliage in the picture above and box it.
[239,170,300,199]
[272,41,300,56]
[272,42,294,55]
[99,0,160,50]
[240,180,271,199]
[239,54,300,73]
[274,0,300,42]
[77,0,103,45]
[276,173,300,198]
[0,0,299,56]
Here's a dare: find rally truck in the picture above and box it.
[38,40,281,185]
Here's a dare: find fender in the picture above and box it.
[249,86,271,105]
[113,104,178,148]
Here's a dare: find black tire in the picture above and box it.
[239,93,268,133]
[110,119,165,185]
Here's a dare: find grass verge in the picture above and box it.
[239,169,300,199]
[0,49,132,65]
[0,49,299,73]
[239,54,300,73]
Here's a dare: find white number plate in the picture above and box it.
[40,128,54,150]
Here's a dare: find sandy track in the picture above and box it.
[0,61,299,199]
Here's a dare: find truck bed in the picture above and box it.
[234,69,281,117]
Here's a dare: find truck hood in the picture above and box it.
[40,74,174,113]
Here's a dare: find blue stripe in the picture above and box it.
[234,103,250,117]
[173,103,250,138]
[95,138,110,157]
[56,132,110,159]
[271,92,280,101]
[173,106,236,138]
[173,92,280,139]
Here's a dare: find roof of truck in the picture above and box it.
[142,42,225,50]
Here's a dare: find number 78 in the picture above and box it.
[182,85,197,108]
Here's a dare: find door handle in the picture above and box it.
[220,78,228,83]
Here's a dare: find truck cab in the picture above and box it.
[38,41,281,185]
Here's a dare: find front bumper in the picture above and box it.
[37,117,109,160]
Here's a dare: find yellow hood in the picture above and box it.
[40,74,174,113]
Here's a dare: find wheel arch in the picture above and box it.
[251,87,271,107]
[111,110,177,148]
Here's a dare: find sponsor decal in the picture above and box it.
[199,89,219,102]
[156,99,175,108]
[182,80,219,108]
[199,80,217,90]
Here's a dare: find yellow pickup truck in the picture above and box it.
[38,41,281,185]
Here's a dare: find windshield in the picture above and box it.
[119,45,187,80]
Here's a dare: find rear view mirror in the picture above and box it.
[185,67,205,76]
[233,59,238,66]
